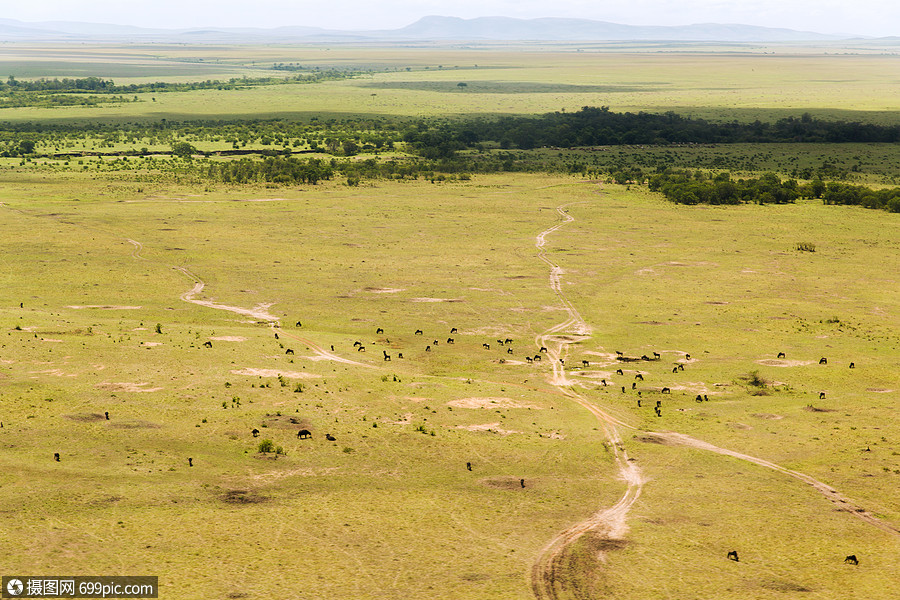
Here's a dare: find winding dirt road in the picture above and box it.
[528,200,898,600]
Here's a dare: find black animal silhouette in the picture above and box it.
[483,343,490,350]
[415,329,423,335]
[451,328,458,334]
[520,479,525,488]
[819,391,826,399]
[188,457,193,467]
[533,355,541,362]
[635,373,644,381]
[777,352,786,358]
[540,347,548,353]
[616,368,624,376]
[357,346,365,352]
[252,428,260,437]
[298,429,312,439]
[466,462,472,471]
[376,327,384,334]
[819,357,827,365]
[203,340,212,348]
[661,387,670,394]
[325,433,336,441]
[105,411,109,420]
[582,360,590,367]
[54,452,60,462]
[727,551,739,562]
[653,352,661,359]
[849,362,855,369]
[296,321,302,327]
[844,555,858,565]
[383,351,391,361]
[447,338,454,344]
[285,349,294,355]
[526,356,533,363]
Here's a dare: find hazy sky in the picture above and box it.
[4,0,899,37]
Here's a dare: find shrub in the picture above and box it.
[257,439,275,453]
[796,242,816,252]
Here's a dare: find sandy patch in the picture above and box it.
[29,369,76,377]
[67,305,142,310]
[410,297,464,303]
[729,422,753,430]
[867,388,894,393]
[757,359,814,367]
[448,397,541,409]
[96,382,163,392]
[141,342,162,347]
[64,413,106,422]
[230,368,321,379]
[365,287,405,294]
[209,336,247,342]
[458,423,521,436]
[577,371,617,380]
[246,467,342,485]
[501,360,527,365]
[41,338,63,343]
[667,383,716,394]
[752,413,784,420]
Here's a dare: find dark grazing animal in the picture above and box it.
[296,321,302,327]
[533,355,541,362]
[727,551,739,562]
[466,462,472,471]
[357,346,365,352]
[325,433,336,441]
[777,352,786,358]
[433,340,439,346]
[819,391,826,399]
[520,479,525,488]
[415,329,423,335]
[252,428,260,437]
[203,340,212,348]
[447,338,454,344]
[54,452,60,462]
[425,346,431,352]
[451,328,458,334]
[105,411,109,420]
[398,353,403,359]
[635,373,644,381]
[188,457,193,467]
[526,356,533,363]
[582,360,590,367]
[298,429,311,439]
[508,348,513,354]
[376,327,384,334]
[540,347,548,353]
[696,395,703,403]
[616,368,624,376]
[483,343,490,350]
[844,555,858,565]
[661,387,670,394]
[274,333,279,339]
[849,362,855,369]
[820,357,828,365]
[653,352,660,360]
[383,351,391,361]
[285,349,294,355]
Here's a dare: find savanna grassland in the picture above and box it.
[0,41,899,599]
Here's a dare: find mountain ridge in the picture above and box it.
[0,15,865,43]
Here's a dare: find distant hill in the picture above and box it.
[0,15,858,43]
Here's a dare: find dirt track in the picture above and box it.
[528,199,898,600]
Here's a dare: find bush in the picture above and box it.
[796,242,816,252]
[257,439,275,453]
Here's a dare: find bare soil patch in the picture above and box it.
[209,336,247,342]
[221,489,269,504]
[752,413,784,420]
[230,368,320,379]
[867,388,894,393]
[410,297,464,303]
[457,423,522,436]
[364,287,405,294]
[95,382,162,392]
[803,405,837,413]
[66,305,142,310]
[757,359,814,367]
[480,476,529,490]
[64,413,106,422]
[448,397,541,409]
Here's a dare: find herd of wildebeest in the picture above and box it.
[34,317,865,565]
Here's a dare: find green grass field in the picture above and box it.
[1,42,899,599]
[1,171,898,598]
